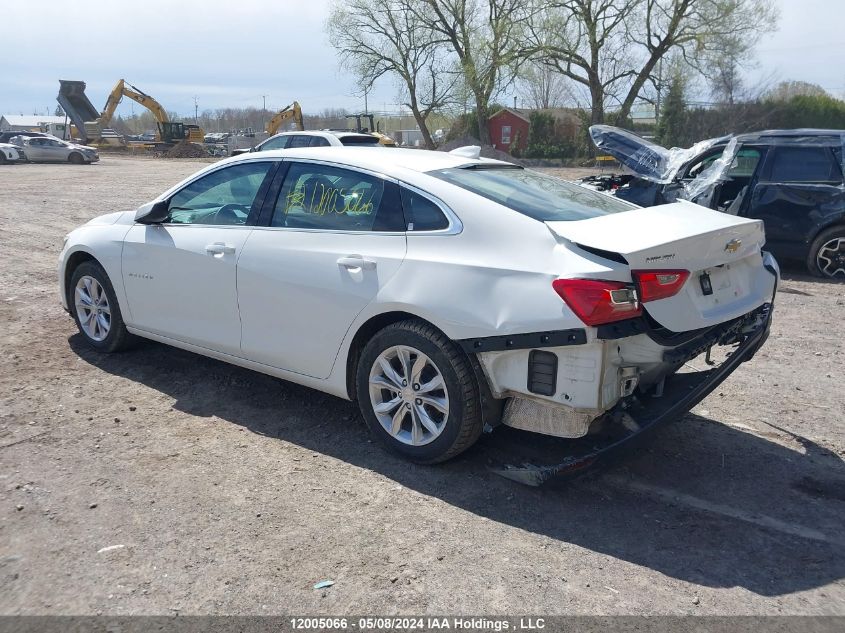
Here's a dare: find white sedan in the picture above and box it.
[0,142,25,164]
[59,147,778,465]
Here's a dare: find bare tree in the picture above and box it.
[411,0,542,144]
[534,0,779,125]
[327,0,456,148]
[518,62,574,109]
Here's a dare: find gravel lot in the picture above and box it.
[0,156,843,616]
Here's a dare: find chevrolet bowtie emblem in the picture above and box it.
[724,239,741,253]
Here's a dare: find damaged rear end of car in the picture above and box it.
[430,165,778,484]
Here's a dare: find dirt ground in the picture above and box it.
[0,156,843,616]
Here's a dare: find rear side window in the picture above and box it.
[309,136,331,147]
[340,135,380,146]
[400,188,449,231]
[768,146,842,183]
[430,166,634,222]
[270,162,402,231]
[287,135,311,148]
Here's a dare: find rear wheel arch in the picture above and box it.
[345,310,434,400]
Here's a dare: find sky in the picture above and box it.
[2,0,843,120]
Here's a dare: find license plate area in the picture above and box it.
[697,264,742,304]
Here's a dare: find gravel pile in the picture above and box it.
[166,141,209,158]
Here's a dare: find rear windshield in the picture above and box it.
[430,166,635,221]
[339,135,380,146]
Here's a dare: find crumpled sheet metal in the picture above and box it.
[588,126,845,206]
[682,136,739,203]
[589,125,726,184]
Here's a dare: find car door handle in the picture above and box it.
[337,255,376,271]
[205,242,236,256]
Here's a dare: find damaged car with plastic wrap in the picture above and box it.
[59,146,778,484]
[583,125,845,278]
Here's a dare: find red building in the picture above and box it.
[488,108,529,155]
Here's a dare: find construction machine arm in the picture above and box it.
[266,102,304,136]
[97,79,171,127]
[120,82,171,124]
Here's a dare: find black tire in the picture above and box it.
[806,226,845,279]
[355,319,483,463]
[0,152,6,164]
[68,260,134,352]
[68,152,85,165]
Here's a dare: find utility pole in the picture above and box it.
[364,87,368,115]
[261,94,268,133]
[194,96,199,124]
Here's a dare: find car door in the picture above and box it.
[24,138,48,161]
[121,160,277,355]
[747,145,844,254]
[44,139,70,162]
[237,159,407,378]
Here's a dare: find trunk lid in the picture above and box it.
[547,201,776,332]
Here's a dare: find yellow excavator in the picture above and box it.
[90,79,204,145]
[266,101,304,135]
[346,113,396,146]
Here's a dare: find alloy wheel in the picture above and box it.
[368,345,449,446]
[817,237,845,278]
[74,275,111,341]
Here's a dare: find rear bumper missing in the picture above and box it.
[492,299,774,486]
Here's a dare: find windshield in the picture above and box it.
[430,166,635,221]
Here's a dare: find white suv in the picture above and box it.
[232,130,379,156]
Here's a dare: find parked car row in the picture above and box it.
[0,132,99,164]
[584,126,845,278]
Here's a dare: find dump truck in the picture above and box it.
[57,79,204,147]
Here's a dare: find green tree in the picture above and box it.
[657,74,687,148]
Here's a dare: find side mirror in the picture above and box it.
[135,200,170,224]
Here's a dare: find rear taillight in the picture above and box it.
[552,278,642,326]
[632,269,690,302]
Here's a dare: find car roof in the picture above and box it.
[734,128,844,145]
[226,146,512,175]
[268,130,375,140]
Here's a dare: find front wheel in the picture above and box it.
[356,320,483,463]
[68,152,85,165]
[69,260,134,352]
[807,227,845,279]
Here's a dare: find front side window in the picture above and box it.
[727,148,762,178]
[430,166,635,222]
[501,125,511,144]
[768,146,842,183]
[271,162,399,231]
[309,136,331,147]
[167,161,273,225]
[260,135,290,151]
